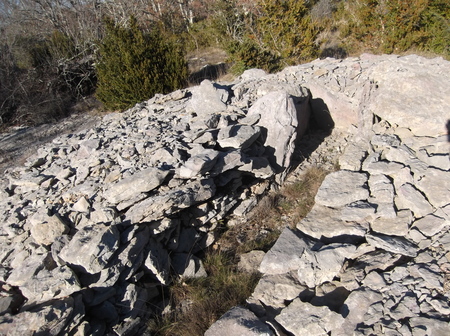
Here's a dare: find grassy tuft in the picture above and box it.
[148,251,260,336]
[147,166,330,335]
[281,166,329,222]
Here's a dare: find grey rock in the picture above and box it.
[368,174,395,204]
[0,296,74,336]
[363,159,405,176]
[366,56,450,137]
[249,272,307,309]
[314,170,369,208]
[238,250,265,273]
[297,243,357,288]
[390,295,420,320]
[172,253,207,279]
[116,282,147,319]
[362,271,386,290]
[17,265,81,304]
[59,223,120,274]
[188,79,227,115]
[365,233,418,257]
[415,168,450,208]
[371,134,401,149]
[125,178,216,223]
[298,204,369,241]
[340,201,377,222]
[370,210,413,236]
[275,298,344,336]
[394,183,433,218]
[142,239,170,285]
[239,69,268,81]
[238,156,274,179]
[72,196,91,213]
[384,144,417,165]
[28,212,69,246]
[233,197,258,217]
[211,150,245,174]
[409,317,450,336]
[240,113,261,126]
[6,253,47,290]
[335,288,383,335]
[217,125,261,150]
[408,263,443,290]
[247,90,309,174]
[179,149,220,178]
[259,228,310,275]
[205,306,274,336]
[338,141,367,171]
[104,167,169,204]
[412,212,449,237]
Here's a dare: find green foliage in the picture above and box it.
[334,0,450,58]
[49,31,77,60]
[256,0,320,63]
[226,39,282,74]
[95,17,188,111]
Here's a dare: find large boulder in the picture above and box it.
[247,89,310,176]
[366,55,450,137]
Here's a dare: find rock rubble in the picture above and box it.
[0,53,449,336]
[0,73,311,334]
[206,54,450,336]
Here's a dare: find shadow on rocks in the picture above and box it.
[447,119,450,142]
[290,97,335,169]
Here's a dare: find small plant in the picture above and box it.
[147,166,331,335]
[281,166,329,222]
[148,251,260,336]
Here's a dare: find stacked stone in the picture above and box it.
[0,73,311,334]
[206,54,450,335]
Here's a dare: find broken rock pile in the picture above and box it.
[0,71,312,334]
[206,54,450,336]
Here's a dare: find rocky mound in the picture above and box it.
[0,66,312,335]
[0,53,449,336]
[206,54,450,336]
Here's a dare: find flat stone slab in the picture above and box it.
[205,306,274,336]
[365,232,418,257]
[275,298,344,336]
[103,167,170,204]
[59,224,120,274]
[314,171,369,208]
[259,228,310,275]
[297,204,369,242]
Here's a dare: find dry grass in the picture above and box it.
[147,166,330,335]
[280,166,329,222]
[148,251,260,336]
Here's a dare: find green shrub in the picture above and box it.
[226,39,282,74]
[95,17,188,111]
[256,0,320,63]
[333,0,450,58]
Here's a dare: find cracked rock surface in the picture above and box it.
[207,54,450,336]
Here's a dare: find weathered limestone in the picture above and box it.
[259,228,310,275]
[205,306,274,336]
[59,224,120,274]
[103,167,170,204]
[1,53,449,336]
[247,89,310,175]
[275,298,344,336]
[314,170,369,208]
[208,54,450,336]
